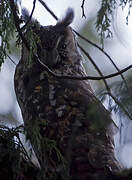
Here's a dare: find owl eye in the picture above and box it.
[61,43,66,49]
[58,42,67,50]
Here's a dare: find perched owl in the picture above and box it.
[14,8,121,179]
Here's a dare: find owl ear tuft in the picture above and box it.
[55,8,74,28]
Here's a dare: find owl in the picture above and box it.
[14,8,121,179]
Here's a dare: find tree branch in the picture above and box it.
[106,92,132,120]
[9,0,30,51]
[37,57,132,80]
[74,30,128,90]
[21,0,37,30]
[38,0,58,21]
[78,43,110,92]
[81,0,86,18]
[37,0,130,83]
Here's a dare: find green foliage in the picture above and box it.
[0,125,30,160]
[41,137,67,179]
[0,125,39,179]
[96,0,132,45]
[25,26,40,68]
[96,0,117,45]
[0,0,16,67]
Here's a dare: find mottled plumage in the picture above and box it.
[14,8,121,179]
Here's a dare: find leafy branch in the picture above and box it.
[0,0,16,66]
[96,0,132,44]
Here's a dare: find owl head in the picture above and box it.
[36,8,80,68]
[23,8,81,68]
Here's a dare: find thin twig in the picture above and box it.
[81,0,86,18]
[38,0,129,87]
[37,56,132,80]
[21,0,37,30]
[108,92,132,120]
[38,0,58,21]
[15,124,24,133]
[78,43,110,92]
[1,48,17,65]
[77,44,131,117]
[16,134,31,161]
[74,30,129,90]
[0,124,10,130]
[7,54,17,65]
[99,91,132,120]
[78,43,131,117]
[9,0,30,51]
